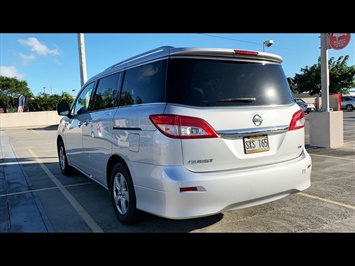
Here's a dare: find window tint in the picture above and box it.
[166,58,294,106]
[92,73,120,111]
[72,82,95,115]
[120,60,166,106]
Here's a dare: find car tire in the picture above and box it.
[110,162,139,225]
[58,139,73,175]
[346,105,354,112]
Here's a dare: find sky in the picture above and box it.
[0,33,354,96]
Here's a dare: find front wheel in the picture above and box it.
[110,162,139,225]
[57,139,73,175]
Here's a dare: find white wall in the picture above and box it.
[0,111,62,129]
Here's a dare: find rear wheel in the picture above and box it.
[110,162,139,225]
[57,139,73,175]
[346,105,353,112]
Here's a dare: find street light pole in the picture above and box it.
[77,33,88,87]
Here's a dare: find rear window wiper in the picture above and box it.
[217,97,256,102]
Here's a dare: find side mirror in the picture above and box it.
[57,102,70,116]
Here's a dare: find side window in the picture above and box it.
[72,82,95,115]
[92,73,121,111]
[120,60,166,106]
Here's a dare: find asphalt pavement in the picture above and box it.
[0,129,54,232]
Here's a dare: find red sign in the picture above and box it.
[328,33,351,50]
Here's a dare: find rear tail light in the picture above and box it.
[289,109,305,131]
[149,114,219,139]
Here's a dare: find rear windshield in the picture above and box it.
[166,58,294,107]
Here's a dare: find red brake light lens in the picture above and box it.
[233,50,258,56]
[289,109,305,131]
[180,187,198,192]
[149,114,219,139]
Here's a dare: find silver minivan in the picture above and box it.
[56,46,312,225]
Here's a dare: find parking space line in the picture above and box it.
[29,149,104,233]
[309,153,355,161]
[0,182,94,198]
[29,128,41,135]
[299,192,355,211]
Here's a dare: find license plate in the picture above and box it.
[243,135,270,154]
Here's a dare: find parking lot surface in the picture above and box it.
[1,111,354,233]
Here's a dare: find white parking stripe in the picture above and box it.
[29,128,41,135]
[0,182,95,198]
[29,149,104,233]
[310,153,355,161]
[299,192,355,211]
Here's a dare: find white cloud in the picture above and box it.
[18,37,60,56]
[0,66,25,79]
[19,53,36,66]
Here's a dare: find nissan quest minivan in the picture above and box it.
[56,46,312,225]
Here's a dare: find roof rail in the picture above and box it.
[107,46,174,70]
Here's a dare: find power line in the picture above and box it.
[198,33,263,46]
[198,33,297,51]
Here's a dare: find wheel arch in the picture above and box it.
[106,155,127,190]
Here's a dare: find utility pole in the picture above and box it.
[77,33,88,87]
[320,34,329,111]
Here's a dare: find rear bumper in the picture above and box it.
[132,149,312,220]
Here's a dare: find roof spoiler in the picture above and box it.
[106,46,174,70]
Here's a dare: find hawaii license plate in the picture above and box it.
[243,135,270,154]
